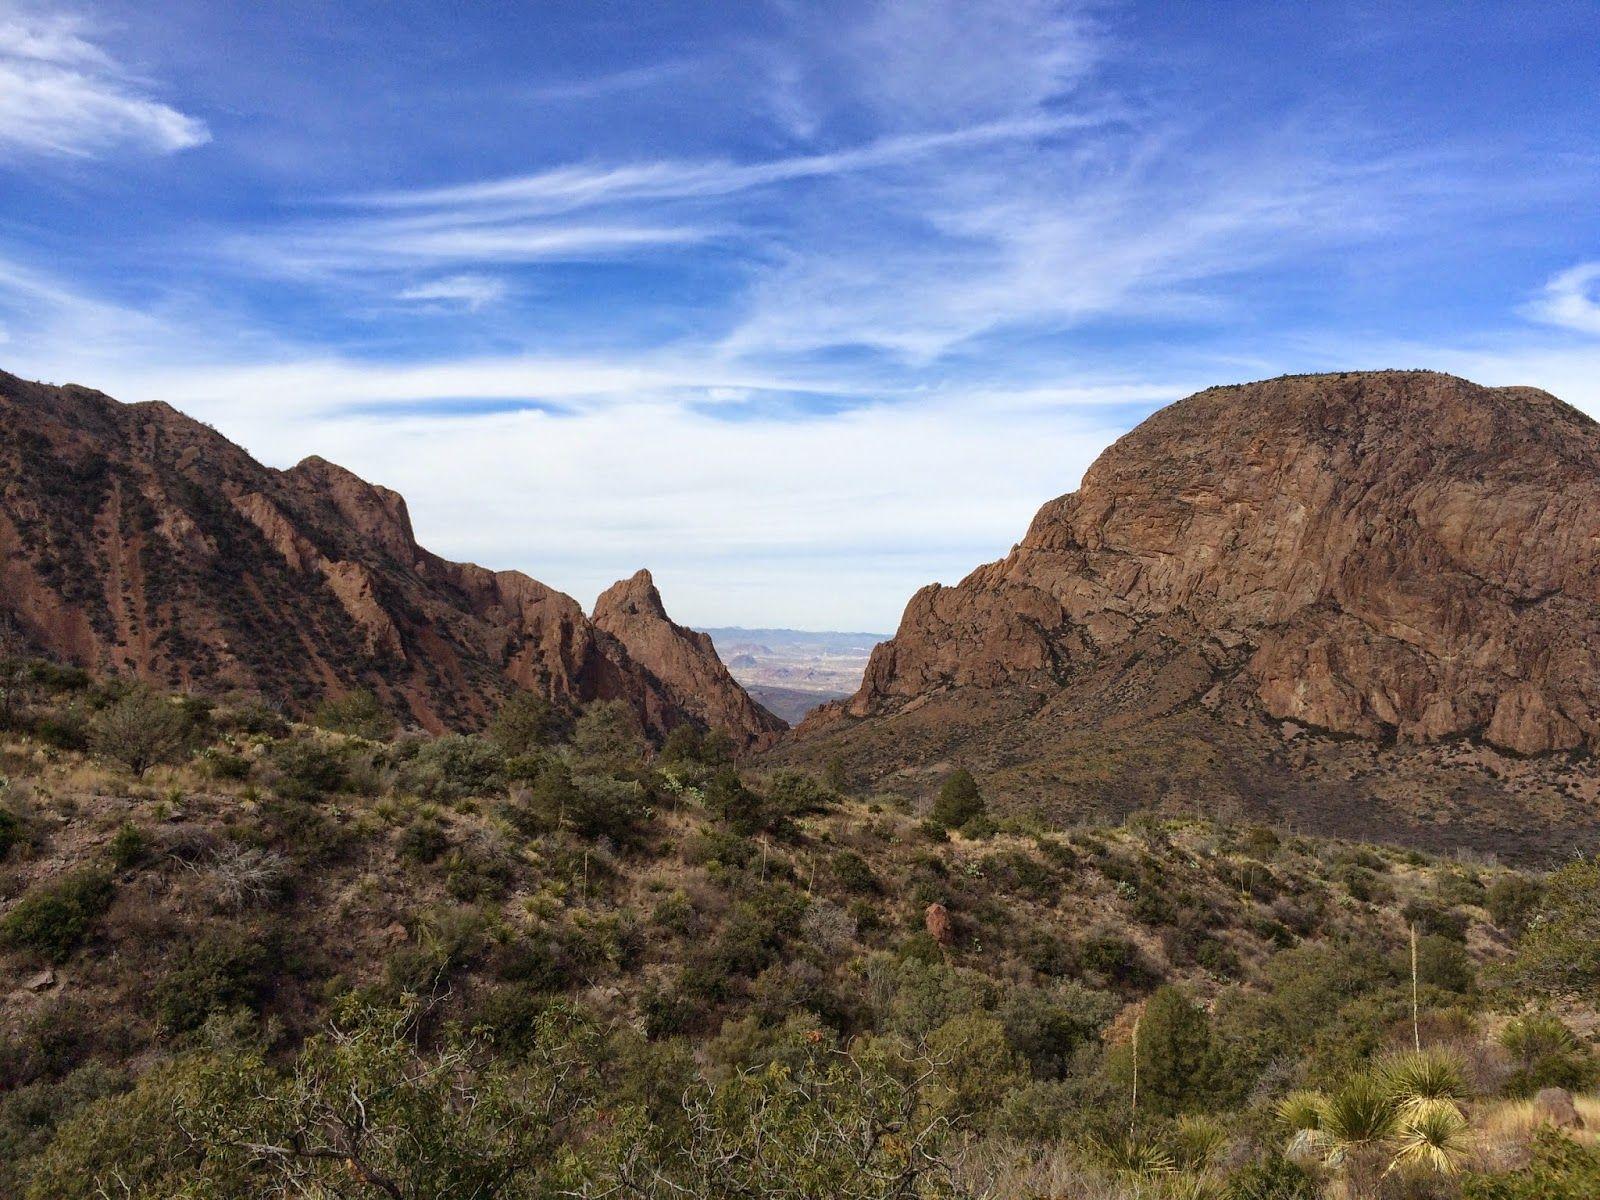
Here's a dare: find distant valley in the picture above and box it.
[700,627,889,723]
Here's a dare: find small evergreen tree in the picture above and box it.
[1125,985,1222,1117]
[489,691,560,756]
[930,768,985,829]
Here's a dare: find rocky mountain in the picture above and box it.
[0,369,772,744]
[784,372,1600,854]
[592,570,786,750]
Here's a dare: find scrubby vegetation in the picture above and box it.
[2,659,1600,1197]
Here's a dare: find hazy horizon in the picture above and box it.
[2,1,1598,628]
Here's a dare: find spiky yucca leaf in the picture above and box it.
[1389,1098,1470,1175]
[1380,1048,1471,1113]
[1317,1077,1401,1165]
[1275,1090,1326,1133]
[1092,1130,1176,1176]
[1170,1114,1228,1170]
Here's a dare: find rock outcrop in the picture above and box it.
[811,371,1600,755]
[592,570,786,750]
[0,370,767,741]
[778,372,1600,857]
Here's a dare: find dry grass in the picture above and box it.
[1467,1094,1600,1173]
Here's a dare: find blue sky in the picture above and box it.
[2,0,1598,629]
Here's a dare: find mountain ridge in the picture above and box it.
[0,369,774,746]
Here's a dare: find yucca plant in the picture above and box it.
[1379,1048,1470,1115]
[1170,1114,1228,1171]
[1500,1012,1579,1067]
[1389,1098,1470,1176]
[1274,1090,1327,1162]
[1091,1129,1176,1177]
[1313,1077,1402,1167]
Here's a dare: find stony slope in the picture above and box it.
[783,372,1600,850]
[0,370,769,742]
[593,570,786,750]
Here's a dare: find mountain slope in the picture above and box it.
[0,370,768,741]
[593,570,787,749]
[782,371,1600,853]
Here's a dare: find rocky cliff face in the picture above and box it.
[776,372,1600,853]
[0,370,769,742]
[593,570,786,750]
[810,371,1600,756]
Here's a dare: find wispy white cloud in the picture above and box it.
[0,5,208,158]
[396,274,508,311]
[93,351,1155,628]
[1526,261,1600,336]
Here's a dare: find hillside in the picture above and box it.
[2,668,1599,1196]
[0,371,776,748]
[780,372,1600,857]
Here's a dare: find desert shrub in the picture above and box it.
[488,691,563,756]
[1403,898,1469,942]
[1225,1155,1319,1199]
[0,871,114,963]
[198,748,252,781]
[311,688,395,739]
[762,772,836,823]
[400,734,505,800]
[1506,858,1600,1000]
[1485,873,1545,936]
[929,768,985,830]
[925,1011,1024,1120]
[702,768,769,835]
[215,700,289,738]
[153,930,269,1033]
[1436,871,1486,908]
[1499,1013,1596,1096]
[265,739,348,801]
[1459,1128,1600,1199]
[88,690,191,776]
[0,804,22,860]
[1413,934,1474,993]
[1337,863,1393,903]
[830,849,878,894]
[106,824,146,870]
[997,982,1116,1079]
[1072,932,1155,991]
[0,1062,125,1199]
[568,773,649,841]
[569,700,646,772]
[203,845,290,911]
[397,815,449,864]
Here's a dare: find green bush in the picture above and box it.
[1113,985,1224,1116]
[929,768,985,829]
[311,689,395,740]
[830,850,878,894]
[266,739,349,801]
[0,871,114,963]
[106,824,146,870]
[0,805,22,860]
[397,816,449,864]
[1486,873,1545,936]
[400,734,505,800]
[88,690,191,776]
[1506,859,1600,1000]
[488,691,563,756]
[154,931,269,1033]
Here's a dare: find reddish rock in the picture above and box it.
[593,570,786,750]
[804,372,1600,757]
[0,370,768,742]
[1534,1087,1584,1129]
[924,902,954,946]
